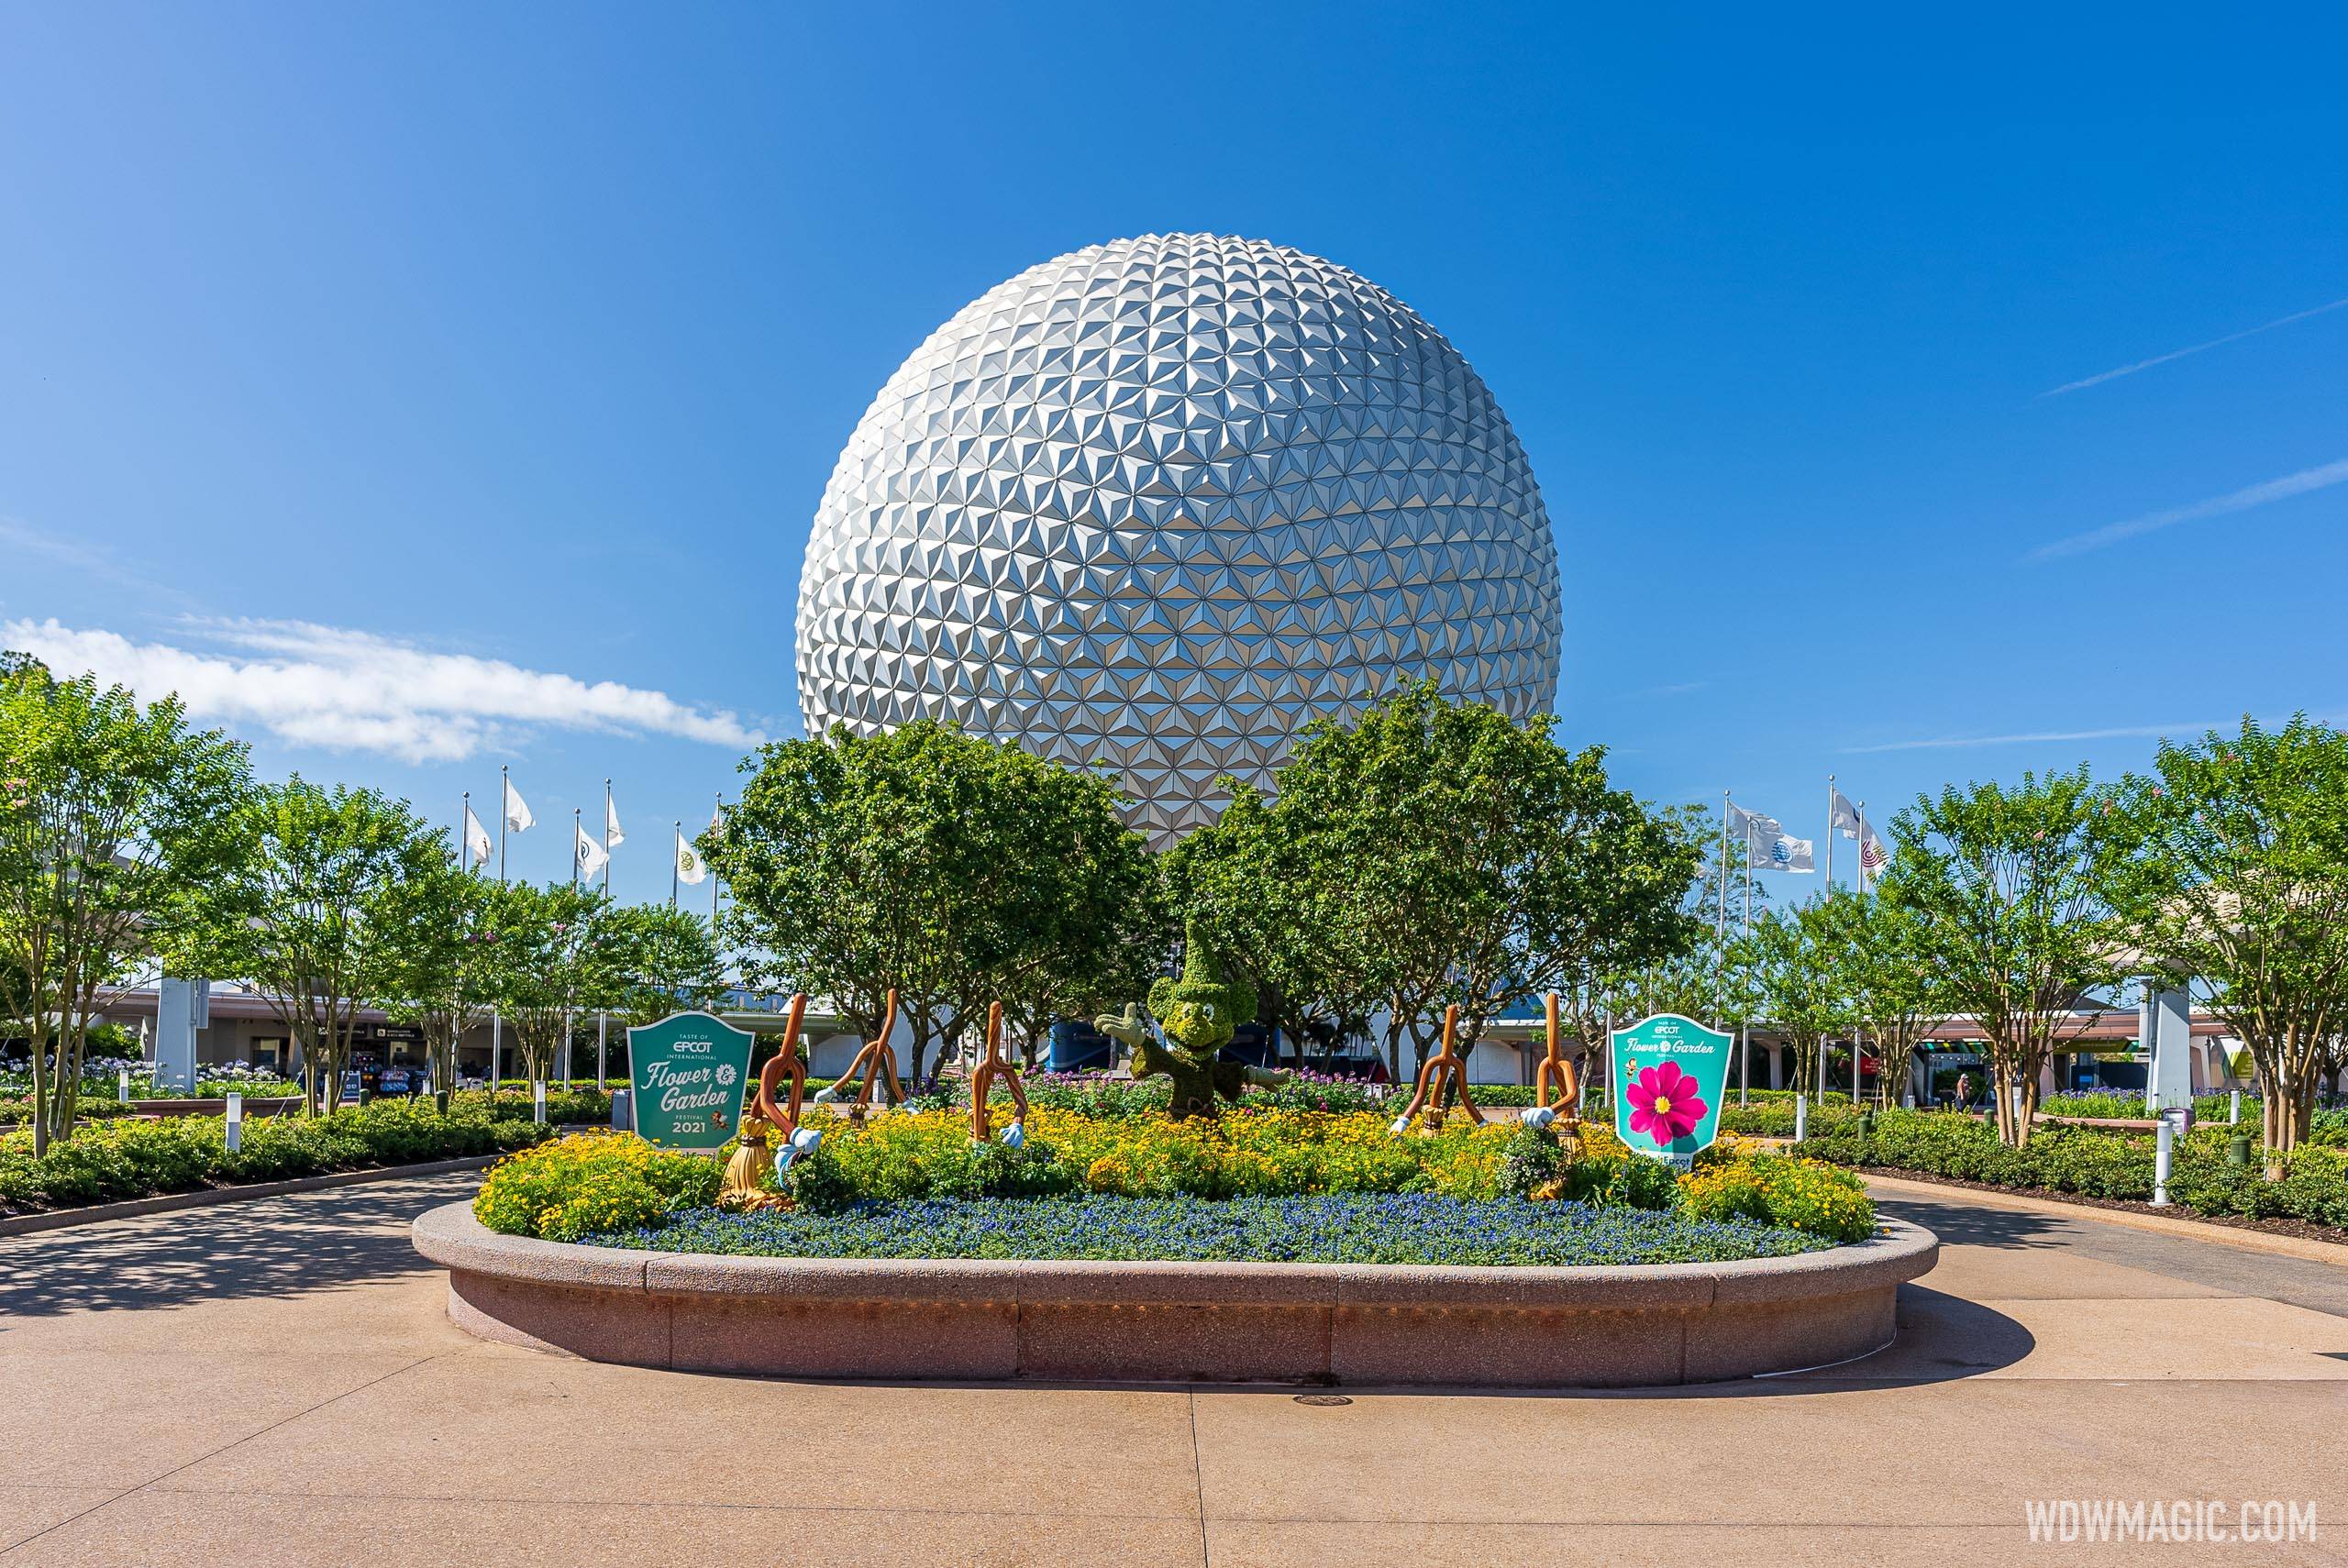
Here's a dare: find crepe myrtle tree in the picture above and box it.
[175,778,446,1112]
[604,902,731,1028]
[1813,884,1947,1107]
[1881,768,2129,1147]
[474,879,631,1085]
[366,854,494,1098]
[706,720,1157,1085]
[1733,903,1852,1100]
[0,656,252,1150]
[2105,716,2348,1175]
[1243,680,1700,1079]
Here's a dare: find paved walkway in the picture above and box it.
[1,1176,2343,1566]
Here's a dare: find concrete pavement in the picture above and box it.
[0,1174,2342,1566]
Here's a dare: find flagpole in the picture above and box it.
[1857,800,1869,894]
[710,792,721,922]
[1824,774,1835,891]
[493,767,508,1092]
[1740,815,1754,1107]
[671,821,681,910]
[1715,791,1730,1032]
[598,779,611,1090]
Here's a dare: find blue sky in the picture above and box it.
[3,2,2343,906]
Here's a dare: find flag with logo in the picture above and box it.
[1859,825,1890,879]
[503,776,535,834]
[1763,827,1816,872]
[575,820,609,883]
[675,828,709,887]
[605,793,625,850]
[461,804,493,870]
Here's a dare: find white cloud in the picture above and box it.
[2030,457,2348,560]
[1,616,768,764]
[2039,295,2348,397]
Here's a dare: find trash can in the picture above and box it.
[611,1088,631,1131]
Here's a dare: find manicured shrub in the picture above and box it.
[0,1101,550,1214]
[471,1132,722,1242]
[1796,1107,2348,1231]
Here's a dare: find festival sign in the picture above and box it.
[626,1011,754,1153]
[1610,1012,1734,1169]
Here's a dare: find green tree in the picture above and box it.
[605,903,731,1027]
[367,856,493,1097]
[707,720,1156,1083]
[0,661,251,1151]
[1882,769,2126,1146]
[1164,780,1379,1069]
[474,879,624,1084]
[176,778,444,1110]
[1813,884,1946,1107]
[2106,716,2348,1173]
[1241,681,1700,1078]
[1737,903,1851,1099]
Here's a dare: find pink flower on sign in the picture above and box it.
[1626,1060,1708,1147]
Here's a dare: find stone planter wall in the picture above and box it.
[415,1203,1937,1387]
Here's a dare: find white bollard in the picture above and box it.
[2231,1090,2242,1125]
[532,1080,546,1125]
[118,1068,130,1104]
[225,1091,243,1154]
[2151,1115,2175,1207]
[1793,1095,1808,1142]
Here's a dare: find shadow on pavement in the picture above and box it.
[1871,1195,2080,1250]
[0,1174,477,1320]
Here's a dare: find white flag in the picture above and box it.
[575,820,609,883]
[503,776,535,834]
[1830,788,1862,840]
[461,804,493,869]
[675,829,709,886]
[1859,825,1890,878]
[1764,830,1816,873]
[604,793,625,849]
[1732,807,1784,870]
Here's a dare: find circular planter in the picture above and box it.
[415,1204,1936,1387]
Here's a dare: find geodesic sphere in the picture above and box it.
[795,232,1561,846]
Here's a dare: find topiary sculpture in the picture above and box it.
[1094,919,1275,1120]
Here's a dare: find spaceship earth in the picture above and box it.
[795,232,1562,845]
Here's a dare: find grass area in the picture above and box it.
[586,1192,1839,1265]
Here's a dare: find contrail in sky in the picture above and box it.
[2030,456,2348,559]
[2040,295,2348,397]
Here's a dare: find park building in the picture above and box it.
[73,981,2291,1114]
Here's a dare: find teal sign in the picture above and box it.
[626,1011,753,1153]
[1611,1013,1733,1168]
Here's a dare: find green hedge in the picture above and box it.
[0,1100,556,1215]
[1794,1109,2348,1230]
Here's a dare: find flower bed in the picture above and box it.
[472,1111,1877,1250]
[0,1100,557,1215]
[588,1192,1835,1265]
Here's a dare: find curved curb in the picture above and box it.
[415,1203,1938,1388]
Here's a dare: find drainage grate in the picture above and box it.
[1292,1394,1354,1407]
